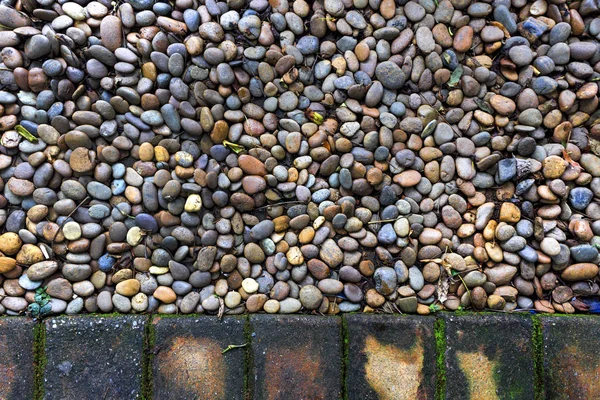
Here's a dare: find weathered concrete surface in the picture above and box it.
[346,314,436,400]
[152,316,246,400]
[43,316,146,399]
[250,315,342,400]
[541,316,600,400]
[0,318,35,400]
[443,314,535,400]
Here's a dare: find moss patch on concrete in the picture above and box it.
[33,322,46,400]
[341,316,349,400]
[531,315,544,400]
[434,318,446,400]
[141,315,156,400]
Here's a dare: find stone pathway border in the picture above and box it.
[0,313,597,399]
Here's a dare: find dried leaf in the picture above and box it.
[420,258,443,263]
[442,52,452,65]
[474,99,494,114]
[590,138,600,157]
[422,120,437,138]
[562,148,583,170]
[447,65,463,88]
[437,269,449,304]
[305,109,324,125]
[218,297,224,319]
[15,125,38,143]
[223,140,245,154]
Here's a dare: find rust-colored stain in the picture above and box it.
[550,344,600,398]
[0,333,16,397]
[264,346,324,400]
[456,349,499,400]
[156,336,226,399]
[363,335,425,400]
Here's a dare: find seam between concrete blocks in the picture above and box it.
[341,316,349,400]
[434,317,446,400]
[141,315,156,400]
[33,321,47,400]
[243,315,254,400]
[531,315,544,400]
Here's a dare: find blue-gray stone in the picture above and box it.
[373,266,397,295]
[500,82,522,97]
[135,213,159,233]
[111,179,126,195]
[531,76,558,95]
[496,158,517,184]
[494,5,517,33]
[570,244,599,262]
[519,245,539,263]
[569,187,594,210]
[501,236,526,252]
[516,219,534,237]
[380,185,398,206]
[183,9,200,31]
[296,35,319,54]
[87,182,112,200]
[515,179,535,195]
[19,274,42,290]
[378,223,397,245]
[408,266,424,291]
[312,188,331,203]
[98,254,116,272]
[127,0,153,10]
[339,301,361,312]
[381,205,399,220]
[88,204,110,219]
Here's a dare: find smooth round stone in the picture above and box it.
[531,77,558,95]
[377,223,397,244]
[62,221,81,240]
[339,302,361,312]
[375,61,406,89]
[98,254,116,272]
[570,245,599,262]
[541,237,561,256]
[278,298,302,313]
[134,214,158,233]
[19,274,42,290]
[299,285,323,309]
[373,267,397,295]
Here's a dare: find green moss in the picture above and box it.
[341,316,349,400]
[33,322,47,400]
[243,315,253,400]
[531,315,544,400]
[141,315,156,400]
[434,318,446,400]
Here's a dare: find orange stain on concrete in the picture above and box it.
[156,336,226,399]
[363,335,425,400]
[551,344,600,398]
[456,350,499,400]
[264,347,324,400]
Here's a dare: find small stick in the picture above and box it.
[222,343,248,354]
